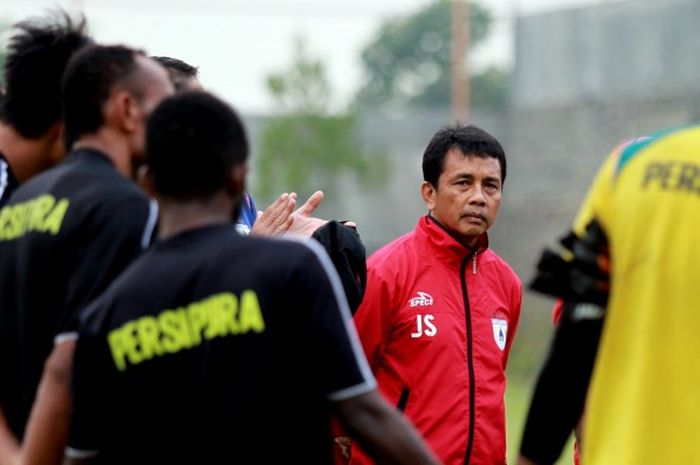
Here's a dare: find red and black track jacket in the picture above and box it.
[351,216,522,465]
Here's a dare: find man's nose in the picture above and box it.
[468,186,487,205]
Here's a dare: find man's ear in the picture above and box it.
[46,122,66,166]
[225,164,247,198]
[420,180,437,211]
[107,90,140,133]
[137,164,157,198]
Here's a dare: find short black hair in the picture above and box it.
[151,56,199,92]
[61,44,145,147]
[146,92,249,201]
[2,11,92,138]
[422,124,507,187]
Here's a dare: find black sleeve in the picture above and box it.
[296,240,374,399]
[59,197,154,334]
[519,301,604,464]
[311,221,367,315]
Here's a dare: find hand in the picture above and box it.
[250,193,296,236]
[288,191,328,237]
[334,436,352,460]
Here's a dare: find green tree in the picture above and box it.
[356,0,508,111]
[255,37,386,202]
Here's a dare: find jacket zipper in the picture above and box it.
[396,387,410,413]
[460,256,476,465]
[472,252,477,274]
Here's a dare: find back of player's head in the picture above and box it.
[146,91,249,200]
[151,56,200,92]
[2,10,92,138]
[61,44,147,146]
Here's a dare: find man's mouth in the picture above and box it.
[462,212,486,222]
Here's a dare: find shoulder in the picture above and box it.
[16,157,147,209]
[78,247,160,334]
[5,165,63,202]
[243,234,332,274]
[481,249,521,287]
[64,151,148,203]
[92,167,148,206]
[250,233,315,255]
[77,169,150,223]
[277,235,336,268]
[614,125,700,176]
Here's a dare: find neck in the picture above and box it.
[0,123,56,182]
[157,194,234,240]
[73,129,134,177]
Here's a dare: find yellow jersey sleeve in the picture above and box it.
[572,145,625,236]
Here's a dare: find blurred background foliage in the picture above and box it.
[355,0,508,111]
[256,37,388,203]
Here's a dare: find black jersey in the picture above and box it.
[0,148,156,438]
[0,152,18,207]
[66,226,375,465]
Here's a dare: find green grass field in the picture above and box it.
[506,378,575,465]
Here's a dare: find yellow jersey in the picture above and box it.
[575,127,700,464]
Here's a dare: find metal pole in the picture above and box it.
[451,0,470,123]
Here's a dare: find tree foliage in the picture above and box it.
[356,0,508,110]
[255,38,386,202]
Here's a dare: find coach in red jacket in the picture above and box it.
[352,125,522,465]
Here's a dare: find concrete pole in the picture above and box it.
[451,0,470,123]
[72,0,84,14]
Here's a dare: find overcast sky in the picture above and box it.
[0,0,612,113]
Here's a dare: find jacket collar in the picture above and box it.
[416,214,489,268]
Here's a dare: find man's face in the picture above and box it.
[130,56,175,161]
[421,148,503,247]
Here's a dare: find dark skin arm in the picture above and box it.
[0,409,19,465]
[335,390,441,465]
[0,342,75,465]
[9,342,76,465]
[518,302,603,465]
[63,389,442,465]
